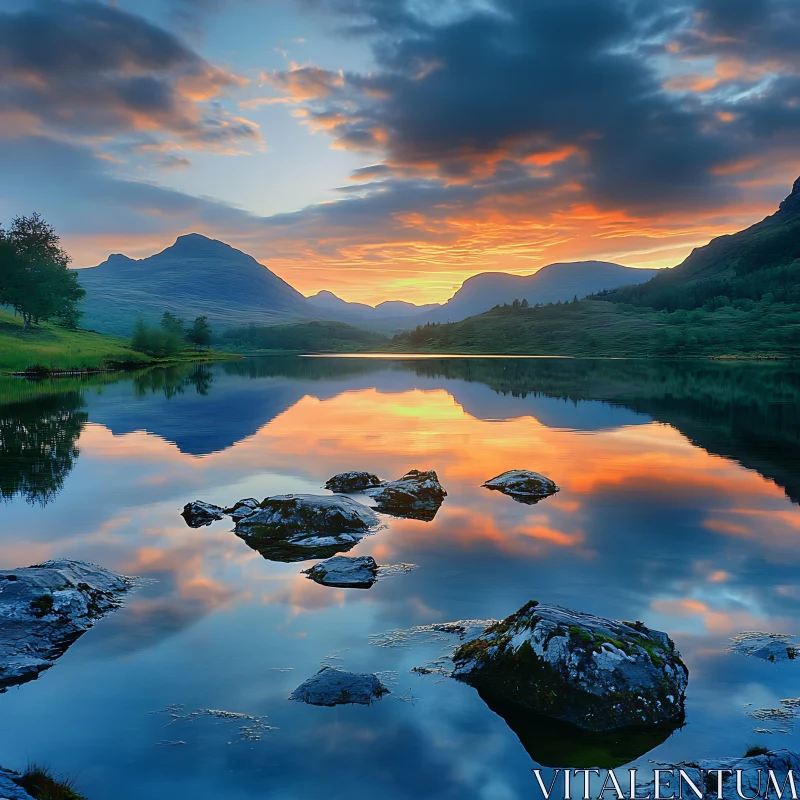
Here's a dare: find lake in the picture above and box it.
[1,356,800,799]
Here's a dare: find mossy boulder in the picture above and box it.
[452,601,687,732]
[365,469,447,521]
[289,666,389,706]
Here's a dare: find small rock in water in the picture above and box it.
[304,555,379,588]
[637,750,800,799]
[225,498,260,521]
[0,559,131,691]
[325,472,383,493]
[729,631,798,662]
[0,767,36,800]
[234,494,381,562]
[365,469,447,521]
[289,666,389,706]
[452,600,687,732]
[482,470,559,504]
[182,500,226,528]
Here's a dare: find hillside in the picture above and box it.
[0,308,152,373]
[220,320,389,353]
[413,261,657,324]
[78,233,314,335]
[611,177,800,310]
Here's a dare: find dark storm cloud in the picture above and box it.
[267,0,800,215]
[0,0,258,148]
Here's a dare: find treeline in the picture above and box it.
[0,213,84,328]
[131,311,212,357]
[220,320,388,353]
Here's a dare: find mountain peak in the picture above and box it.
[165,233,237,257]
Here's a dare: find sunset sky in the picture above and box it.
[1,0,799,304]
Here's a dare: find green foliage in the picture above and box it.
[0,213,85,329]
[0,308,152,374]
[160,310,185,337]
[187,315,212,349]
[388,297,800,357]
[131,318,184,358]
[743,745,770,758]
[221,321,388,353]
[29,593,54,618]
[18,764,86,800]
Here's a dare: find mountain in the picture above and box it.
[306,290,440,322]
[610,176,800,310]
[389,179,800,358]
[413,261,658,324]
[77,233,314,334]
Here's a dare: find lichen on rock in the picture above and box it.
[451,600,687,732]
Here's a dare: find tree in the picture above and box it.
[521,298,529,308]
[161,311,185,337]
[0,213,84,328]
[187,316,212,349]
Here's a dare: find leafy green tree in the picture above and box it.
[187,316,212,349]
[521,298,529,308]
[131,317,183,357]
[161,311,185,337]
[0,213,84,328]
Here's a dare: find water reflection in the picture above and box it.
[0,391,86,506]
[0,357,799,799]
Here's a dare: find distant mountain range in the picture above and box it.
[77,234,658,335]
[414,261,657,324]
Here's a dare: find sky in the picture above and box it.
[1,0,799,305]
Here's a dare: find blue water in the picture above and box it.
[1,357,799,799]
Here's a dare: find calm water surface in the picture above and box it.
[1,356,800,799]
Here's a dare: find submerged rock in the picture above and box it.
[365,469,447,521]
[0,559,131,691]
[637,749,800,799]
[289,666,389,706]
[181,500,226,528]
[729,631,798,662]
[234,494,380,563]
[304,555,379,588]
[482,470,559,504]
[325,472,382,493]
[452,601,687,732]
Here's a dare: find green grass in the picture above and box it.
[0,308,151,373]
[0,308,238,374]
[17,764,86,800]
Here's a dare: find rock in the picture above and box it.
[234,494,380,563]
[225,497,260,521]
[483,470,559,504]
[452,601,687,732]
[325,472,382,493]
[181,500,226,528]
[365,469,447,520]
[304,556,379,588]
[0,559,131,691]
[637,749,800,799]
[0,767,35,800]
[289,666,389,706]
[729,631,798,662]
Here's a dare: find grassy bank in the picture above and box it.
[0,309,237,374]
